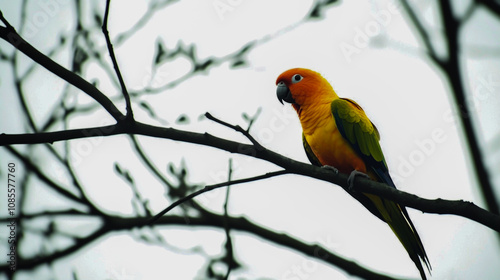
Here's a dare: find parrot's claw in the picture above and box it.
[347,170,371,193]
[321,165,339,174]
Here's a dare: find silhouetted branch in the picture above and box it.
[4,146,85,205]
[399,0,442,64]
[441,0,500,217]
[102,0,133,120]
[148,170,289,225]
[476,0,500,19]
[0,212,398,280]
[400,0,500,218]
[242,107,262,132]
[129,135,174,189]
[221,159,236,280]
[2,119,499,232]
[205,112,263,149]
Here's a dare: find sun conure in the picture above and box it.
[276,68,431,279]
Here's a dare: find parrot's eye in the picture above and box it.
[291,74,303,84]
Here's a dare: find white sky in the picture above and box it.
[1,0,500,279]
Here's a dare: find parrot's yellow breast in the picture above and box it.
[301,107,366,174]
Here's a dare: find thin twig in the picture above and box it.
[148,170,289,225]
[102,0,133,120]
[4,146,86,205]
[399,0,443,66]
[245,107,262,133]
[0,10,13,29]
[223,159,234,280]
[129,135,174,189]
[2,7,38,133]
[205,112,263,150]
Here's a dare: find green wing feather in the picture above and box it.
[331,98,387,173]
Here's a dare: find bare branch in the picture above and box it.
[148,170,289,225]
[438,0,499,217]
[0,212,398,280]
[1,120,499,231]
[4,146,86,206]
[205,112,264,150]
[476,0,500,19]
[223,159,235,280]
[243,107,262,133]
[400,0,499,219]
[129,135,174,189]
[102,0,133,120]
[399,0,443,66]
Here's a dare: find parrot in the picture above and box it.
[276,68,431,279]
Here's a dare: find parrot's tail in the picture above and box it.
[367,168,431,279]
[367,192,431,280]
[389,201,431,280]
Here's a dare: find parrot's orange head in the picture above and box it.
[275,68,337,112]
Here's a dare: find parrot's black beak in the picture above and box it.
[276,81,295,104]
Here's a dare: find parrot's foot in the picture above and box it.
[321,165,339,175]
[347,170,371,193]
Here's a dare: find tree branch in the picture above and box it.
[400,0,499,219]
[148,170,290,225]
[0,213,398,280]
[476,0,500,19]
[5,121,490,231]
[438,0,499,217]
[222,159,235,280]
[399,0,443,66]
[4,146,86,205]
[205,112,263,150]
